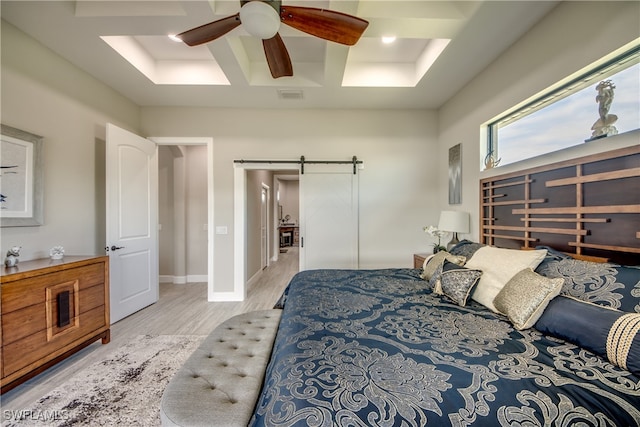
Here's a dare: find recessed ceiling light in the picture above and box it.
[382,36,396,44]
[168,34,182,43]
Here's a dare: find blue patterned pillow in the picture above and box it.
[449,240,485,260]
[535,296,640,376]
[438,260,482,306]
[535,256,640,314]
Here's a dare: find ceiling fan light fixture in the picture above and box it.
[240,1,280,40]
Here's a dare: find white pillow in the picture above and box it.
[464,246,548,312]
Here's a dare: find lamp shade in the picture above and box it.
[438,210,469,233]
[240,1,281,39]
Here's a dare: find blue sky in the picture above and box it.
[497,64,639,166]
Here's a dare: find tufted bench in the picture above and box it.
[160,309,282,427]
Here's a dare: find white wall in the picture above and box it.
[141,108,439,293]
[1,21,140,261]
[436,1,640,240]
[279,180,299,224]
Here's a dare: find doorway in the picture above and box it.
[244,170,297,285]
[274,173,300,261]
[151,137,214,299]
[234,164,299,299]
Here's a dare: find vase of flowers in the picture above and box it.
[423,225,447,253]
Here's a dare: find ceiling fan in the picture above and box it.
[177,0,369,78]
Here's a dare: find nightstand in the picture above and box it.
[413,253,430,268]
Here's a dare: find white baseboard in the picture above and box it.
[209,290,244,301]
[187,274,208,283]
[159,274,206,284]
[159,275,175,283]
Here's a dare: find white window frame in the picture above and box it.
[485,43,639,169]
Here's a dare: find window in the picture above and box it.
[486,45,639,169]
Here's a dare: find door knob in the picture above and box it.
[108,245,125,251]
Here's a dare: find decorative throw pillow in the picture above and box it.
[535,296,640,376]
[465,246,548,312]
[419,254,436,279]
[439,260,482,306]
[420,251,466,282]
[536,257,640,314]
[493,268,563,330]
[449,240,485,261]
[429,262,445,293]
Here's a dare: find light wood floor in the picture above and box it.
[1,247,299,410]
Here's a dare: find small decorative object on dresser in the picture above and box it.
[4,246,21,267]
[49,245,64,260]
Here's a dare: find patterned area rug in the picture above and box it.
[3,335,204,427]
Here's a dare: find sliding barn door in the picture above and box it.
[300,165,359,270]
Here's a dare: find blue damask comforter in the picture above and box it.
[250,268,640,427]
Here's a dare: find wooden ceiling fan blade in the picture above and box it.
[280,6,368,46]
[263,34,293,78]
[177,14,240,46]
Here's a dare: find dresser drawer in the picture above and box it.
[2,263,104,313]
[2,305,106,377]
[1,283,105,345]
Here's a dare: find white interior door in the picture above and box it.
[300,165,359,270]
[106,123,159,323]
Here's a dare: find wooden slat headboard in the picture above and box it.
[480,145,640,265]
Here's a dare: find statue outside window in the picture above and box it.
[588,79,618,140]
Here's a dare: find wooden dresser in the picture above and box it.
[0,256,110,393]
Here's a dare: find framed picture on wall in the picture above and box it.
[1,124,44,227]
[449,143,461,204]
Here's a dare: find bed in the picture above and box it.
[248,147,640,426]
[249,243,639,426]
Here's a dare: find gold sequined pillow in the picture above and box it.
[420,251,466,281]
[493,268,563,330]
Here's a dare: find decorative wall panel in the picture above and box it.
[480,145,639,265]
